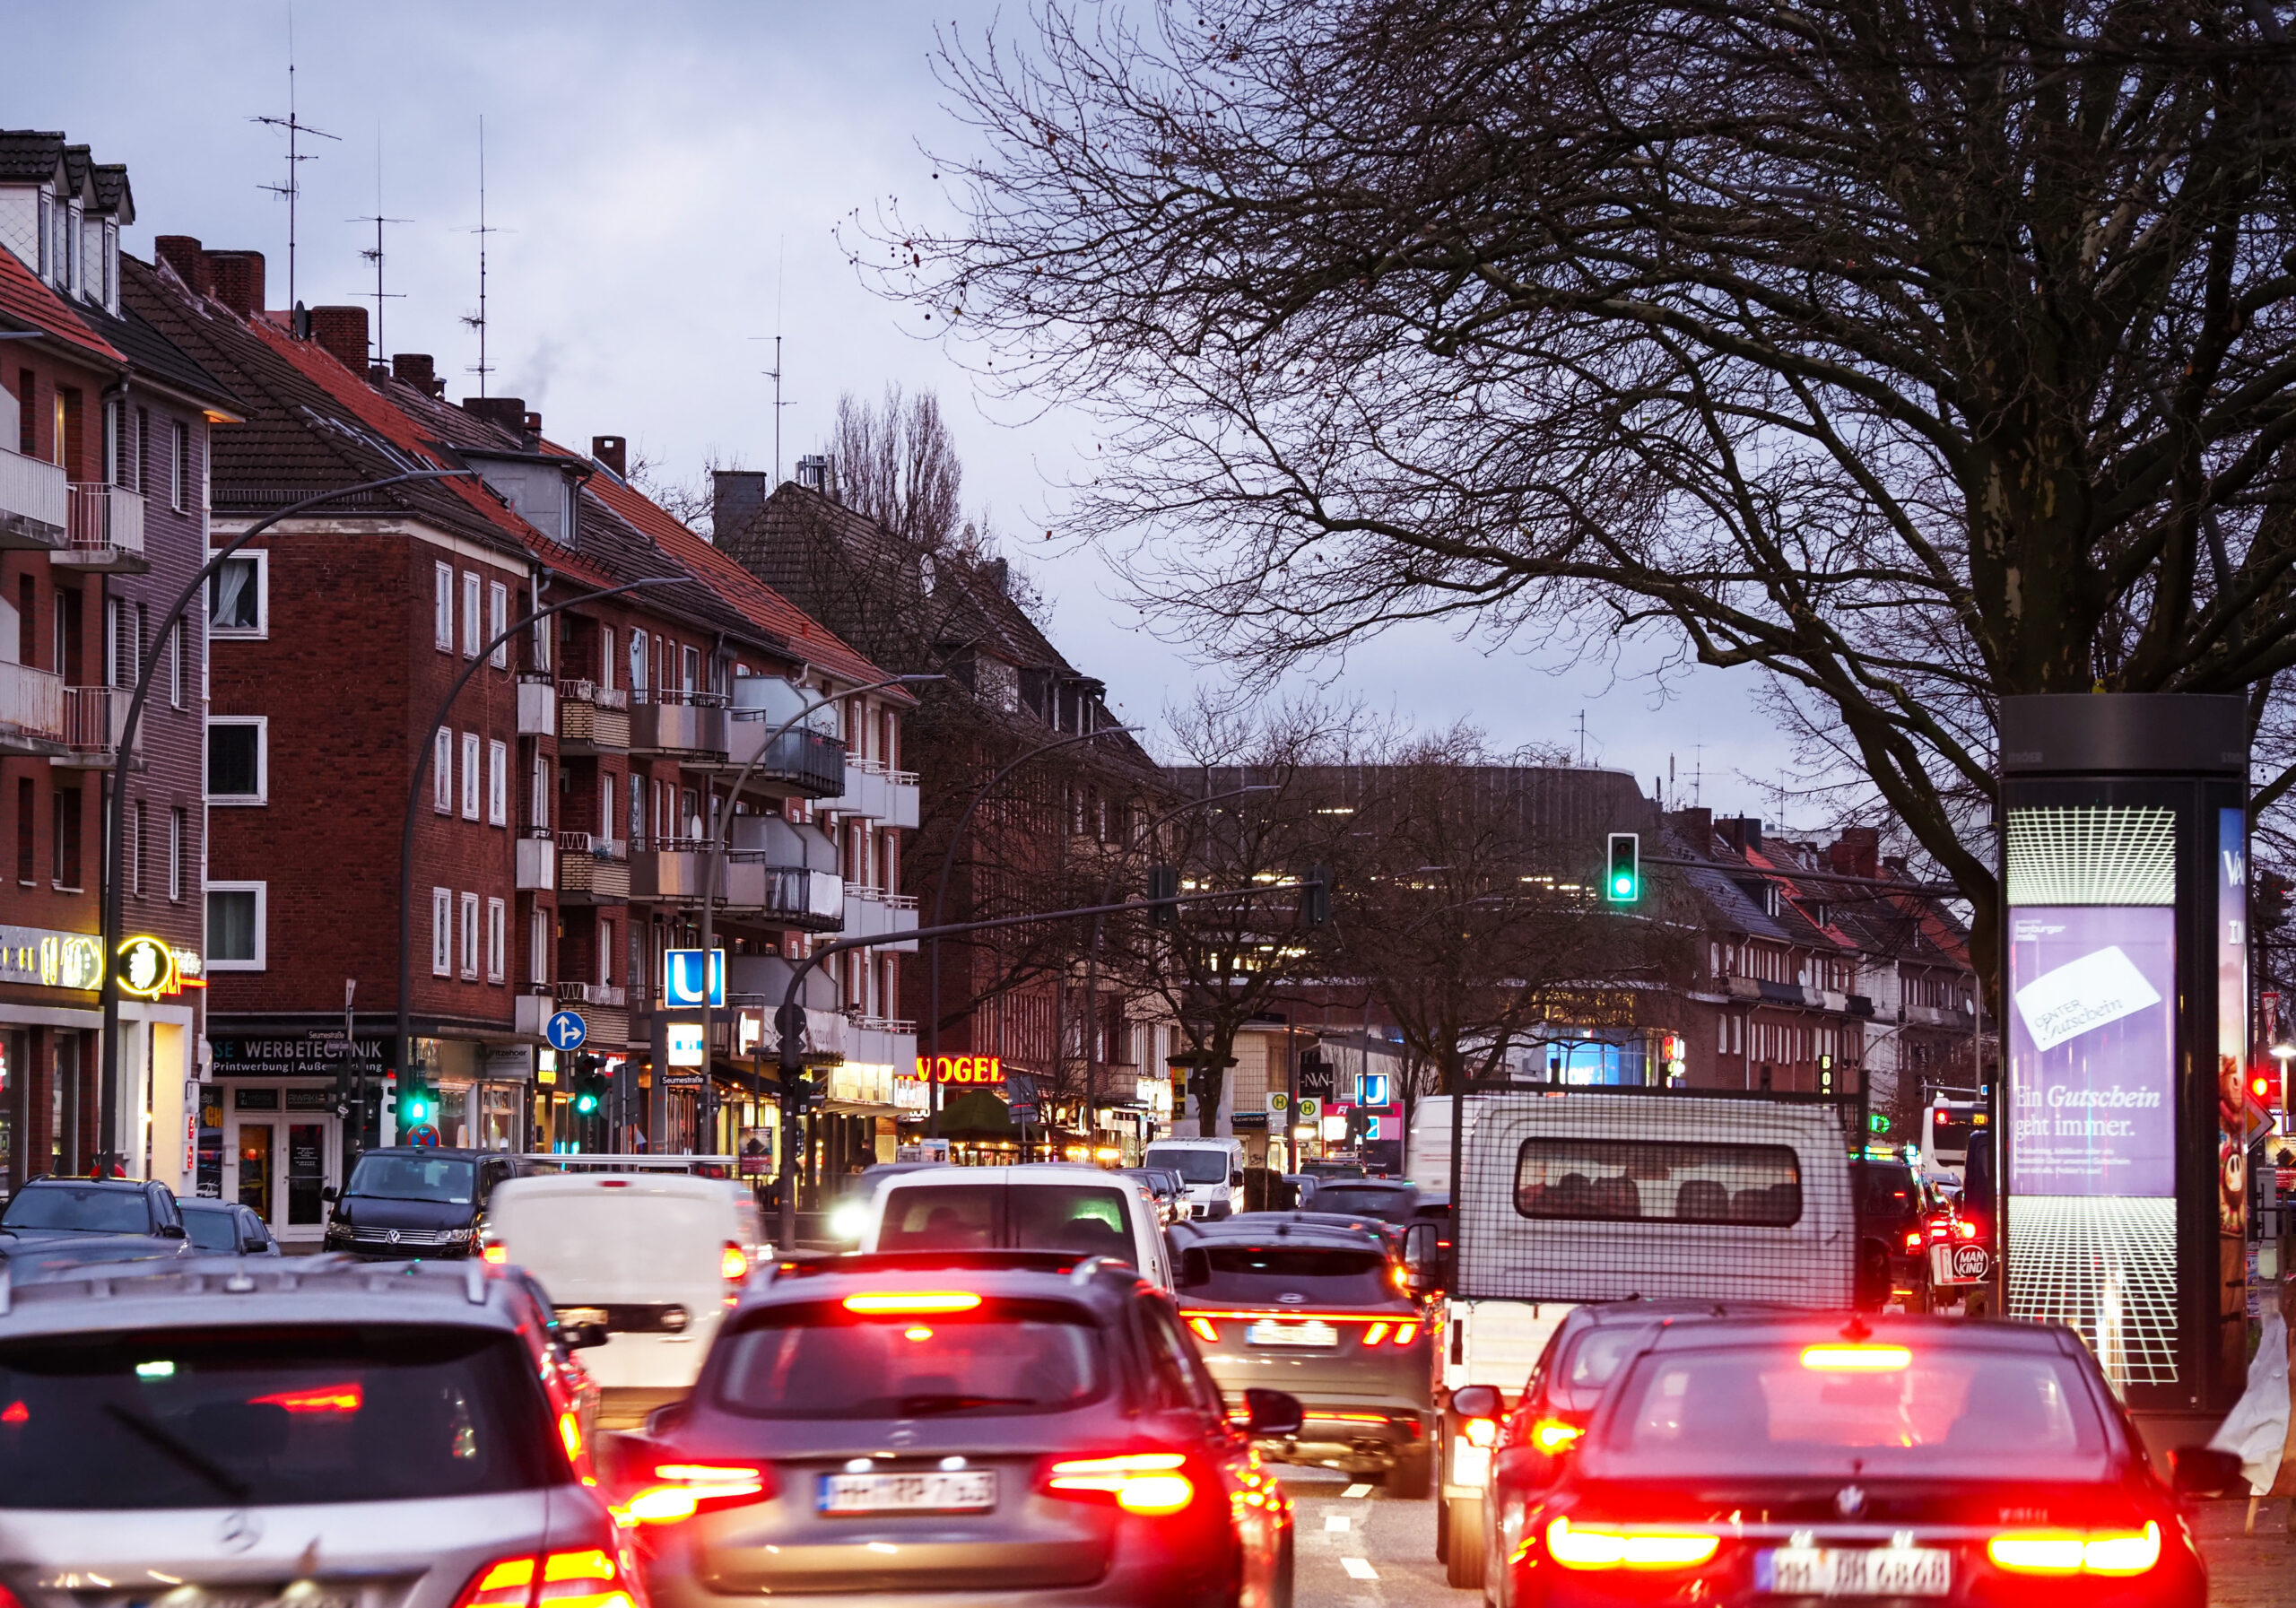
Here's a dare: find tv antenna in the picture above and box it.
[250,2,339,312]
[461,117,508,395]
[748,236,793,482]
[348,129,407,365]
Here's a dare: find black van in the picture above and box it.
[321,1146,524,1258]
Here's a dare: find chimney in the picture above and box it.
[794,453,835,494]
[206,250,265,317]
[522,411,543,434]
[308,306,370,376]
[1668,806,1713,852]
[1883,855,1909,874]
[712,469,770,543]
[592,436,628,477]
[461,396,528,436]
[1716,815,1762,855]
[391,353,444,397]
[984,558,1009,595]
[153,236,212,296]
[1829,827,1881,881]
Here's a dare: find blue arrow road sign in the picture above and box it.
[544,1010,588,1051]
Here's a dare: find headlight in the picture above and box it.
[830,1202,870,1240]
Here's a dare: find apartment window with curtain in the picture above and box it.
[529,907,548,986]
[460,733,481,820]
[530,752,550,831]
[170,807,185,901]
[433,728,453,813]
[171,421,188,511]
[431,889,452,976]
[598,918,613,987]
[461,572,481,658]
[209,553,263,636]
[433,563,454,652]
[628,773,643,845]
[459,892,481,979]
[488,740,508,825]
[488,581,508,667]
[169,630,182,708]
[485,898,506,984]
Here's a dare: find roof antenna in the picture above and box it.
[251,0,339,313]
[348,125,407,365]
[461,117,504,396]
[749,236,793,484]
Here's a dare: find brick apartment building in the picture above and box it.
[122,242,915,1238]
[0,133,237,1194]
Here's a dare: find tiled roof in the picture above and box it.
[90,163,130,222]
[77,296,238,413]
[0,131,65,185]
[0,242,123,366]
[1666,824,1970,968]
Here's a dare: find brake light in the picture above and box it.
[449,1550,637,1608]
[1187,1317,1220,1343]
[1363,1322,1391,1345]
[1988,1523,2161,1577]
[1953,1219,1979,1240]
[483,1241,509,1265]
[613,1461,774,1525]
[1394,1321,1419,1345]
[1463,1416,1500,1448]
[1046,1452,1196,1516]
[558,1411,583,1463]
[721,1243,748,1282]
[1531,1418,1582,1453]
[251,1383,362,1414]
[1544,1517,1719,1570]
[1903,1231,1923,1251]
[842,1291,982,1315]
[1801,1343,1910,1371]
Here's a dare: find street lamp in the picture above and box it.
[924,724,1140,1138]
[98,469,474,1175]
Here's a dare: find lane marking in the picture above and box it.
[1341,1556,1379,1580]
[1343,1482,1373,1499]
[1326,1514,1351,1532]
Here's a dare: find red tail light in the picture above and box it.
[1187,1316,1220,1343]
[1045,1452,1196,1516]
[721,1242,749,1283]
[451,1549,637,1608]
[1361,1321,1420,1348]
[1953,1219,1979,1239]
[1902,1230,1923,1251]
[613,1461,774,1525]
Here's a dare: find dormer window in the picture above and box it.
[66,203,83,296]
[467,454,578,544]
[36,192,54,281]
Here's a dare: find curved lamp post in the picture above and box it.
[925,724,1139,1139]
[393,575,695,1148]
[98,469,474,1175]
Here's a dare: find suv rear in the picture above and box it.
[0,1254,636,1608]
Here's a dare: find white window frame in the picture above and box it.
[460,732,482,820]
[434,561,455,652]
[171,420,188,511]
[204,715,267,805]
[529,906,548,987]
[207,550,267,639]
[531,752,550,831]
[169,628,183,708]
[431,887,453,977]
[169,807,185,902]
[433,727,454,813]
[462,571,482,658]
[459,891,481,980]
[206,880,267,971]
[628,629,647,694]
[487,739,508,826]
[488,580,509,668]
[485,896,507,984]
[598,917,613,987]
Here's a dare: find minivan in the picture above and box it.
[856,1164,1174,1288]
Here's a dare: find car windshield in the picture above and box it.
[179,1209,241,1253]
[1,1186,151,1234]
[713,1300,1108,1419]
[1308,1186,1413,1222]
[0,1324,557,1508]
[1145,1148,1231,1186]
[348,1155,475,1204]
[1590,1343,2110,1481]
[1177,1245,1393,1304]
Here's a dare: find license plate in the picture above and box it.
[1759,1546,1952,1595]
[1247,1319,1338,1347]
[556,1307,608,1326]
[818,1470,997,1514]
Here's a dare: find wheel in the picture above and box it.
[1436,1491,1450,1563]
[1387,1447,1432,1500]
[1446,1493,1488,1589]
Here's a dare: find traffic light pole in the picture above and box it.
[769,875,1323,1252]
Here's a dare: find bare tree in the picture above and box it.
[828,386,966,553]
[874,0,2296,998]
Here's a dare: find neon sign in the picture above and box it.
[916,1055,1004,1085]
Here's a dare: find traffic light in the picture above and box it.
[1606,832,1640,903]
[571,1058,602,1116]
[2248,1065,2280,1113]
[1300,864,1332,928]
[1147,865,1180,927]
[402,1082,432,1126]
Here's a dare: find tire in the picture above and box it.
[1436,1491,1451,1564]
[1446,1495,1488,1590]
[1387,1447,1432,1500]
[1271,1529,1294,1608]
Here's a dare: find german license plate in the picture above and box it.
[818,1470,996,1514]
[1247,1319,1338,1347]
[1759,1546,1952,1595]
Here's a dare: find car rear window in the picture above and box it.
[1145,1148,1232,1186]
[1591,1343,2109,1480]
[1857,1164,1925,1228]
[1309,1186,1413,1221]
[713,1299,1108,1418]
[1,1186,151,1233]
[1176,1245,1394,1304]
[1516,1138,1802,1225]
[878,1184,1133,1256]
[0,1324,558,1508]
[180,1209,240,1253]
[1557,1324,1657,1403]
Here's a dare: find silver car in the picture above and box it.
[0,1253,639,1608]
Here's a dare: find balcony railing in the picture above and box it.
[57,483,145,570]
[55,685,140,769]
[0,448,66,548]
[629,694,729,760]
[558,678,631,710]
[556,980,628,1008]
[0,660,66,752]
[557,830,628,862]
[722,722,846,797]
[631,686,730,708]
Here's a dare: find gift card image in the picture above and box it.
[2013,945,2164,1053]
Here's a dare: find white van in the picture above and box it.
[857,1164,1174,1289]
[481,1173,768,1390]
[1142,1136,1245,1220]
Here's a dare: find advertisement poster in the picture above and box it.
[2220,808,2249,1236]
[2007,905,2176,1197]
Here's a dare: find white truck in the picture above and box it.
[1144,1135,1246,1221]
[1427,1090,1859,1587]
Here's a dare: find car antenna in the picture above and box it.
[1840,1313,1873,1341]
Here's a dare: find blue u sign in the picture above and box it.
[663,948,726,1009]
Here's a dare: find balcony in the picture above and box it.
[557,830,630,904]
[630,688,729,759]
[0,660,67,757]
[717,721,847,798]
[53,685,144,769]
[841,887,920,952]
[556,980,629,1009]
[0,448,66,549]
[628,833,846,931]
[515,832,555,891]
[822,756,921,829]
[52,483,146,573]
[517,675,556,738]
[547,994,629,1047]
[557,679,630,752]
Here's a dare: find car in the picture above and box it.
[0,1253,641,1608]
[1119,1167,1187,1225]
[1143,1137,1246,1221]
[322,1145,525,1258]
[857,1164,1176,1289]
[500,1265,609,1450]
[1498,1313,2207,1608]
[1856,1157,1937,1309]
[0,1176,187,1242]
[1170,1214,1435,1496]
[827,1162,942,1241]
[608,1248,1297,1608]
[1454,1299,1783,1601]
[1292,1177,1419,1226]
[177,1198,281,1256]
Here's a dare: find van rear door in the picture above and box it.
[874,1179,1137,1263]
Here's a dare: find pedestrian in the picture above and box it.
[2211,1278,2296,1535]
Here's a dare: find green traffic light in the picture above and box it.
[574,1091,598,1115]
[1613,874,1634,897]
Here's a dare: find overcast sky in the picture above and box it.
[11,0,1805,821]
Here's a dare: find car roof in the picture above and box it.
[750,1250,1149,1318]
[1177,1213,1395,1251]
[175,1198,240,1213]
[0,1254,533,1340]
[15,1176,151,1190]
[493,1171,741,1199]
[1634,1312,2082,1356]
[359,1146,500,1160]
[879,1164,1136,1188]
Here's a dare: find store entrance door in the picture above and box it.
[224,1086,341,1245]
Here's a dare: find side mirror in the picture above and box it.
[321,1185,339,1204]
[2169,1446,2245,1498]
[1450,1384,1504,1421]
[1244,1388,1304,1438]
[157,1222,187,1239]
[565,1321,612,1351]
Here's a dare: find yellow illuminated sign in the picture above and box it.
[116,935,180,1000]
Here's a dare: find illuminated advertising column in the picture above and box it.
[1999,694,2248,1415]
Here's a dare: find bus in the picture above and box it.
[1922,1098,1985,1180]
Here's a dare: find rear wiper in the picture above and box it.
[895,1394,1040,1415]
[103,1403,252,1501]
